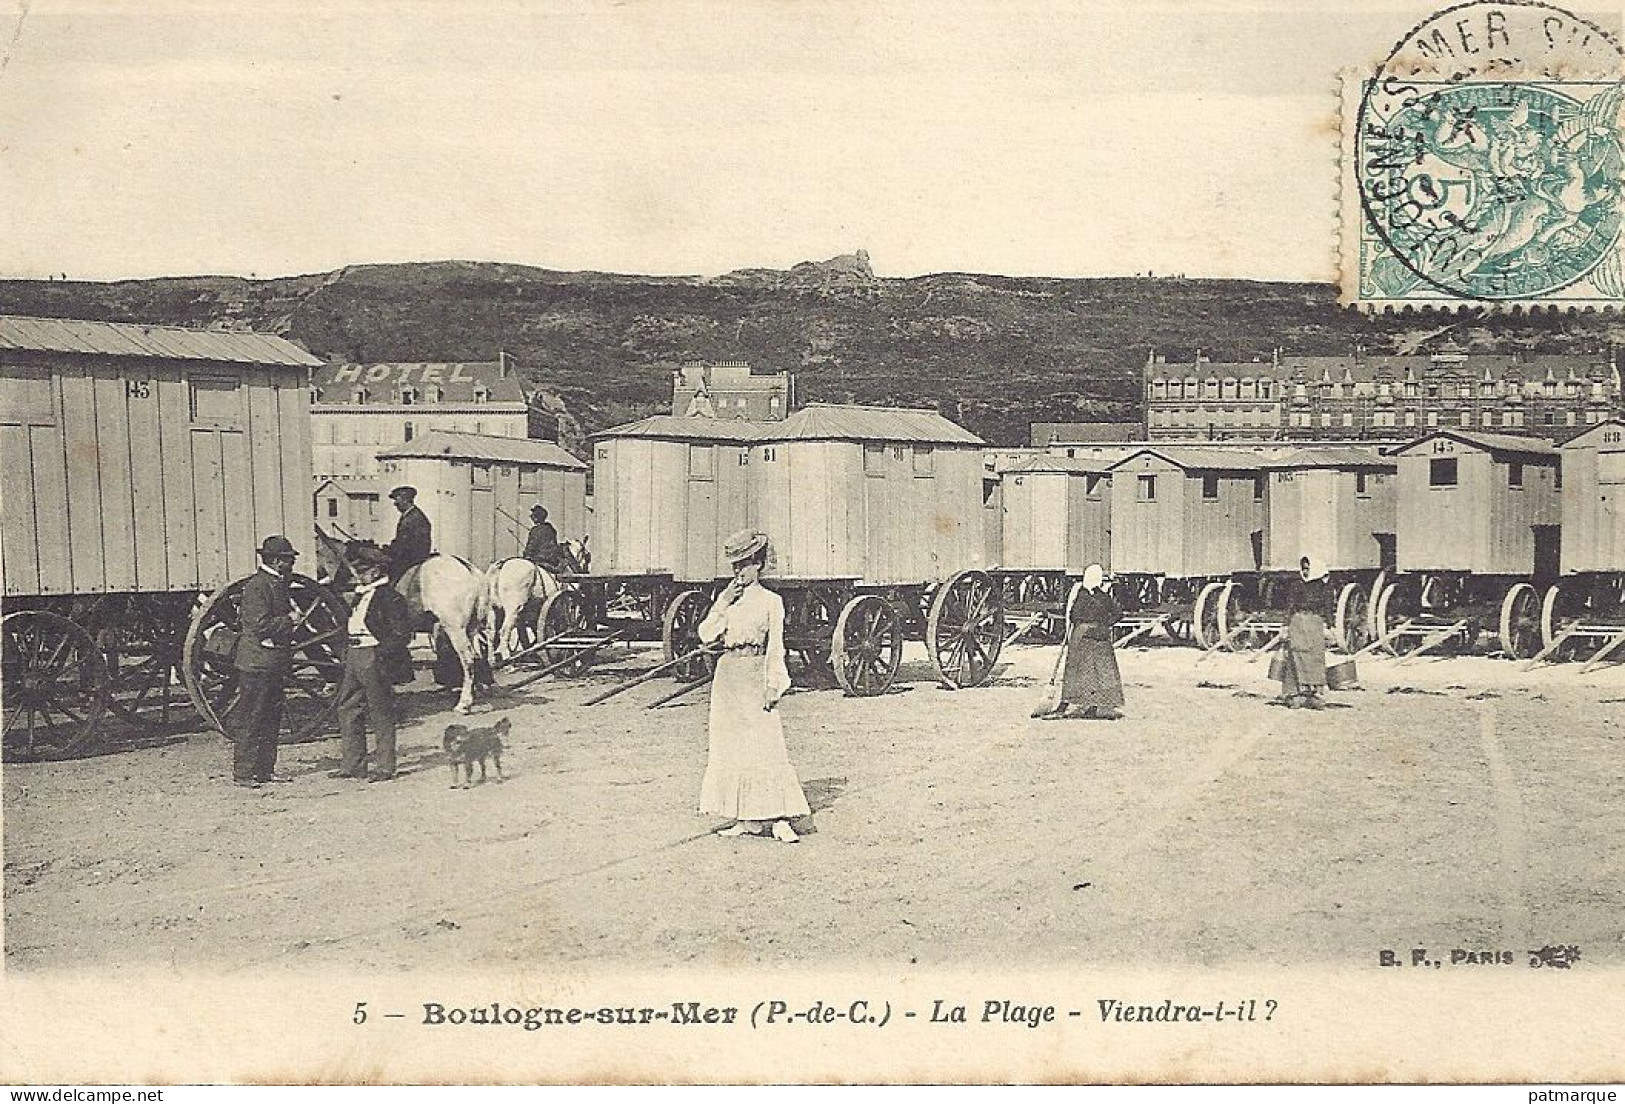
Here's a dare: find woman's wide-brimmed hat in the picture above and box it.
[722,528,769,564]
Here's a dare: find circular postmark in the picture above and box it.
[1355,1,1625,301]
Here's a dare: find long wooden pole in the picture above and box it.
[647,673,714,708]
[504,630,629,690]
[1396,619,1468,663]
[584,646,722,706]
[1579,630,1625,673]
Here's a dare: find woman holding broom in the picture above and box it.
[1033,564,1125,721]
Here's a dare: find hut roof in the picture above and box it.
[377,430,585,469]
[1003,452,1130,475]
[1106,445,1269,473]
[0,314,320,367]
[771,403,985,446]
[1393,430,1559,459]
[1558,419,1625,450]
[591,415,772,443]
[1264,446,1397,471]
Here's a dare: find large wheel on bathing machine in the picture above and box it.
[1372,581,1422,656]
[1538,583,1591,662]
[1498,582,1542,660]
[1193,581,1237,650]
[535,589,590,670]
[926,570,1004,689]
[831,594,903,697]
[85,592,196,735]
[1334,582,1371,654]
[1,609,109,762]
[661,588,716,683]
[182,573,348,743]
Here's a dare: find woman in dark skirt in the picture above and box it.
[1041,563,1125,720]
[1275,555,1334,709]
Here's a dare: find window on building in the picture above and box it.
[1482,411,1494,427]
[1259,380,1273,399]
[1066,448,1077,458]
[1221,378,1237,399]
[1429,457,1458,487]
[327,499,339,518]
[1320,412,1333,427]
[1508,461,1524,488]
[1201,473,1220,499]
[404,421,415,442]
[353,388,368,404]
[519,467,541,492]
[1085,474,1105,498]
[474,421,484,434]
[1253,474,1265,500]
[1567,411,1577,426]
[1459,411,1471,427]
[1426,411,1439,427]
[430,387,444,403]
[1356,471,1370,497]
[400,387,417,405]
[769,395,781,414]
[1342,412,1354,427]
[913,445,936,476]
[472,462,493,488]
[863,444,884,475]
[472,386,490,403]
[1480,381,1495,398]
[1587,409,1603,424]
[688,443,716,480]
[189,375,242,423]
[1137,474,1157,501]
[1405,410,1417,427]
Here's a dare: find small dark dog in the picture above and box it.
[442,717,509,788]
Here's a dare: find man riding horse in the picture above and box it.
[386,485,433,584]
[523,505,575,575]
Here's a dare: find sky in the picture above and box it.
[0,0,1617,282]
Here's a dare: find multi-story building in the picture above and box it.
[310,357,529,537]
[1144,350,1622,442]
[671,361,795,420]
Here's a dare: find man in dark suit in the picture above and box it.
[331,547,416,783]
[231,534,298,788]
[386,485,432,583]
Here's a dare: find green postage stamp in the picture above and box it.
[1341,1,1625,309]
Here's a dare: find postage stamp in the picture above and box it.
[1341,1,1625,309]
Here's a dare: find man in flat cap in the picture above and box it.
[230,535,299,788]
[385,485,432,584]
[522,505,571,575]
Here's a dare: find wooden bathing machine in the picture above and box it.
[376,430,587,566]
[0,314,346,759]
[1377,430,1561,658]
[1540,421,1625,664]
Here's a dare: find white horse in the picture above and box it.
[316,528,490,714]
[484,558,564,663]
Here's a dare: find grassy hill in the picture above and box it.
[5,259,1623,450]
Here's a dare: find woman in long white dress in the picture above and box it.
[697,529,810,844]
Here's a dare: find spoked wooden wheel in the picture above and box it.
[832,594,903,697]
[1193,581,1231,650]
[2,610,109,761]
[1538,583,1589,662]
[536,589,590,669]
[787,587,841,686]
[88,592,194,734]
[182,573,349,743]
[1498,582,1542,660]
[926,569,1005,689]
[1334,582,1371,654]
[1372,582,1420,655]
[661,588,716,683]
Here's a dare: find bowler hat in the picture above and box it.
[722,528,768,564]
[389,486,417,501]
[258,535,298,558]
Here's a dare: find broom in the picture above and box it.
[1031,581,1085,718]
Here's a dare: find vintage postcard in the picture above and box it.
[2,0,1623,1088]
